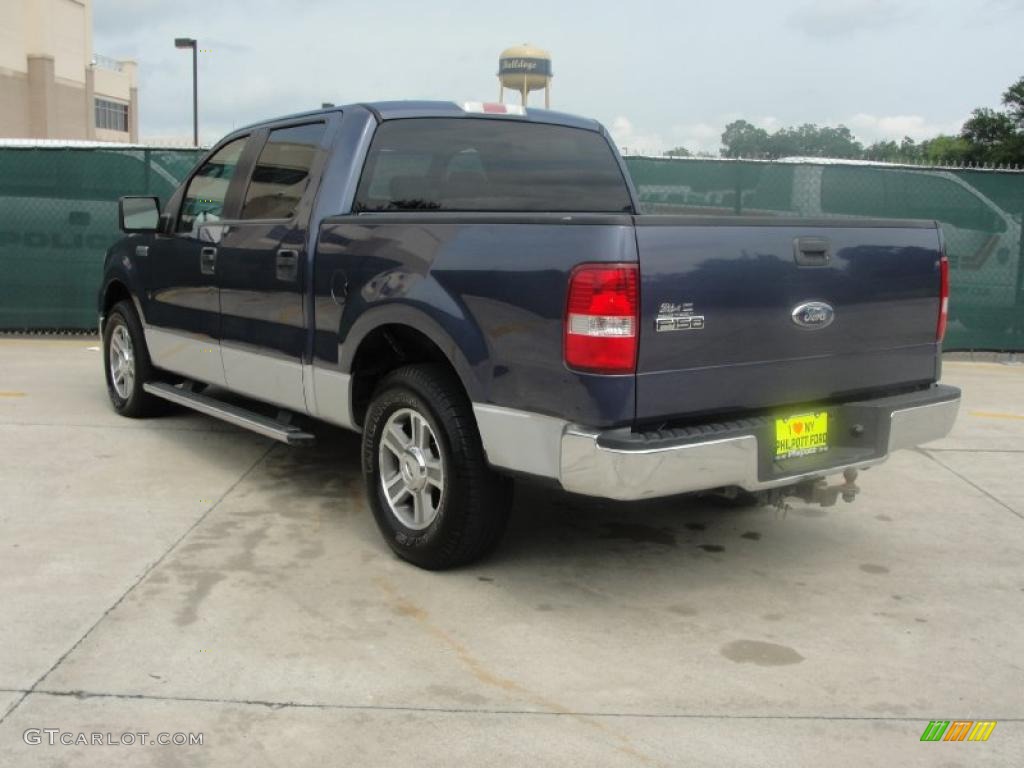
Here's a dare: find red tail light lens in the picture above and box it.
[937,254,949,342]
[564,263,638,374]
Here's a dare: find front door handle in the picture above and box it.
[200,246,217,275]
[276,249,299,282]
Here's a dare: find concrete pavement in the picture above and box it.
[1,338,1022,766]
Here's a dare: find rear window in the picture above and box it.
[354,118,633,213]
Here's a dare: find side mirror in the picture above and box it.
[119,196,161,233]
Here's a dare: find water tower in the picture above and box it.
[498,44,553,108]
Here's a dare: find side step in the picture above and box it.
[143,382,315,446]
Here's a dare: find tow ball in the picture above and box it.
[789,468,860,507]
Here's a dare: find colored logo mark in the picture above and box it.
[920,720,996,742]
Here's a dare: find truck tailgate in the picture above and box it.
[634,217,943,423]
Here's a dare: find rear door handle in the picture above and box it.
[200,246,217,275]
[276,249,299,282]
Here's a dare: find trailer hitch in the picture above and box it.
[787,468,860,507]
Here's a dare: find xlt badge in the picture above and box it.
[655,301,705,332]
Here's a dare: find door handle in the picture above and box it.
[793,237,830,267]
[276,249,299,282]
[200,246,217,275]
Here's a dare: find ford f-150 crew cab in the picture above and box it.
[99,101,961,569]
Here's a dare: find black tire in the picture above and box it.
[362,364,512,570]
[103,300,160,418]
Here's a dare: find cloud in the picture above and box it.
[983,0,1024,14]
[88,0,993,149]
[788,0,913,37]
[610,117,724,156]
[843,113,966,143]
[607,111,968,157]
[609,116,666,155]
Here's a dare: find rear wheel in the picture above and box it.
[103,300,160,417]
[362,364,511,570]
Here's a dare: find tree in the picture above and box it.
[718,74,1024,166]
[664,146,691,157]
[720,120,771,158]
[776,124,862,158]
[961,107,1019,165]
[920,135,971,165]
[865,139,901,162]
[1003,76,1024,126]
[721,121,862,159]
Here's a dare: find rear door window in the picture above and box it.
[241,122,326,220]
[354,118,633,213]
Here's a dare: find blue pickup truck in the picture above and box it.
[100,101,961,569]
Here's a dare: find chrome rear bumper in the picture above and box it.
[475,385,961,502]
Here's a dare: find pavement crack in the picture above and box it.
[8,688,1024,723]
[374,576,664,768]
[919,448,1024,522]
[0,442,276,727]
[924,447,1024,454]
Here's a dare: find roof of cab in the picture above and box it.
[236,100,603,134]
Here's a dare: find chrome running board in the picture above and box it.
[143,382,315,446]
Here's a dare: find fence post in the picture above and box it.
[1015,202,1024,353]
[733,163,743,215]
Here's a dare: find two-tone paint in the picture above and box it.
[100,100,957,493]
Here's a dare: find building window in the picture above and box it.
[95,98,129,133]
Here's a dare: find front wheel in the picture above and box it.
[103,300,160,417]
[362,364,511,570]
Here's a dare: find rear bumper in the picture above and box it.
[474,385,961,502]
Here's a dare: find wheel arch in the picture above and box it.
[341,309,486,430]
[99,277,146,330]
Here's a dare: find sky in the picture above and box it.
[93,0,1024,154]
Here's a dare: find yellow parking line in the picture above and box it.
[0,338,95,346]
[0,392,26,397]
[970,410,1024,421]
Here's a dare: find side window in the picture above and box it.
[903,173,1004,233]
[176,137,247,236]
[241,123,326,220]
[820,167,887,217]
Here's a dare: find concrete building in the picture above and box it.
[0,0,138,142]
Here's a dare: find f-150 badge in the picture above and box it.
[655,302,705,332]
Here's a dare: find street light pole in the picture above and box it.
[174,37,198,146]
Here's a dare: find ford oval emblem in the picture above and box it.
[791,301,835,330]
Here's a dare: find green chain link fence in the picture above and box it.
[626,156,1024,351]
[1,147,1022,350]
[0,145,203,329]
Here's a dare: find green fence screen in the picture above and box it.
[1,147,1022,350]
[0,146,203,329]
[626,157,1024,351]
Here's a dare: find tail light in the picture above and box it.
[564,263,638,374]
[937,253,949,342]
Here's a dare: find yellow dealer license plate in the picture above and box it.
[775,411,829,460]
